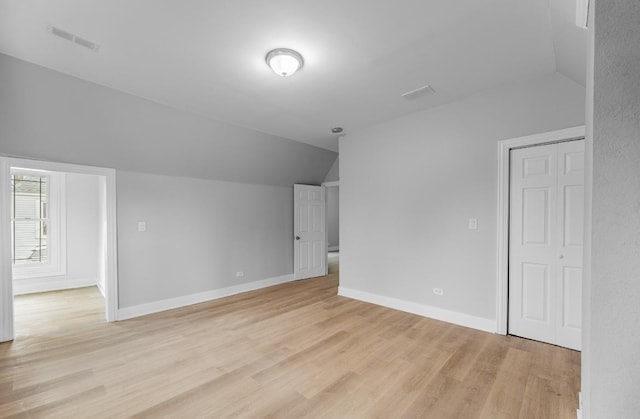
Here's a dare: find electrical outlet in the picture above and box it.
[433,288,444,296]
[468,218,478,230]
[235,271,244,277]
[137,221,146,232]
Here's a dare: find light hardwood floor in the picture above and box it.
[1,262,580,418]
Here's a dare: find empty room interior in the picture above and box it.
[0,1,638,418]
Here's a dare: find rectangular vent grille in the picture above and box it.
[401,85,436,101]
[47,25,100,52]
[50,26,74,41]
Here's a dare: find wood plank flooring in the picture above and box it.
[0,265,580,418]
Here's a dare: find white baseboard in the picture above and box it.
[338,286,495,333]
[577,392,582,419]
[96,279,106,298]
[117,274,295,321]
[13,276,99,295]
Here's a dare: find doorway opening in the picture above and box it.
[325,181,339,276]
[0,157,118,342]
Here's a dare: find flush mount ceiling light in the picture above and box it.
[265,48,304,77]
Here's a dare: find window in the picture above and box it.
[11,169,66,279]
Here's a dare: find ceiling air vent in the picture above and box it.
[47,25,100,52]
[401,85,436,101]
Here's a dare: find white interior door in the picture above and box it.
[294,184,327,280]
[508,139,584,350]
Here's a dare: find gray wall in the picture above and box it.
[117,171,293,308]
[340,72,585,320]
[0,53,337,187]
[324,156,339,183]
[65,173,101,283]
[585,1,640,417]
[0,54,334,310]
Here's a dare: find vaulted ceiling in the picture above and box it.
[0,0,586,152]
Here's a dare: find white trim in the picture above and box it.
[0,159,14,342]
[328,245,339,252]
[576,0,589,29]
[96,277,105,297]
[104,172,118,322]
[338,286,495,333]
[322,180,339,187]
[577,392,583,419]
[117,274,295,321]
[495,126,585,335]
[324,186,329,276]
[13,276,99,295]
[0,157,118,343]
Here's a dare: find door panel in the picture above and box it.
[563,185,584,247]
[522,187,550,245]
[294,184,326,280]
[562,266,583,329]
[509,139,584,350]
[521,263,549,322]
[555,140,584,349]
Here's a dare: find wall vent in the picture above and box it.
[401,85,436,101]
[47,25,100,52]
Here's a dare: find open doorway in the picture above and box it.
[12,168,103,337]
[0,158,118,342]
[325,181,339,276]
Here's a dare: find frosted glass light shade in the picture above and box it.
[266,48,304,77]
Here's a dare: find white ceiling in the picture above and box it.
[0,0,586,152]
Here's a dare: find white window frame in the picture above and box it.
[11,168,67,280]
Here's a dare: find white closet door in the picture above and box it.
[509,140,584,350]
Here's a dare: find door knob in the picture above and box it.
[295,236,300,240]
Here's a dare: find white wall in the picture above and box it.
[340,72,585,325]
[584,1,640,417]
[66,173,100,282]
[116,171,294,309]
[13,172,101,294]
[327,186,339,251]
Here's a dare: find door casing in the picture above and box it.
[0,157,118,342]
